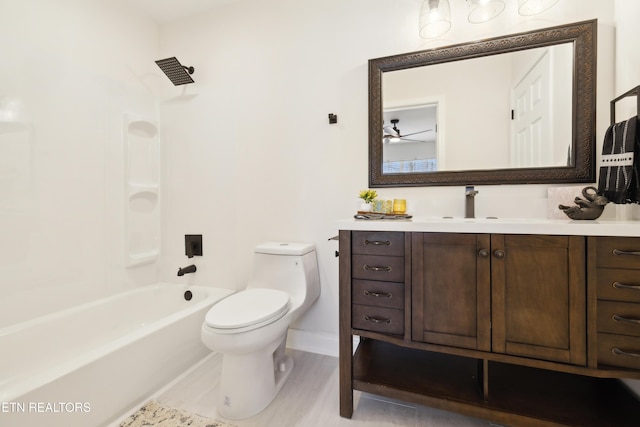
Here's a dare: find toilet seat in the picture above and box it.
[204,288,290,333]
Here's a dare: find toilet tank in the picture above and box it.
[247,242,320,313]
[254,242,315,257]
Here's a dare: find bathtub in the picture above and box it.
[0,283,235,427]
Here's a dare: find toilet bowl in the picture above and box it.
[201,242,320,420]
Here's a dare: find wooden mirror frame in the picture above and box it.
[369,20,596,187]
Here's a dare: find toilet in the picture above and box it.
[200,241,320,420]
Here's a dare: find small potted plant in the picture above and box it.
[358,189,377,212]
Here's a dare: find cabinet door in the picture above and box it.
[412,233,491,351]
[491,234,586,365]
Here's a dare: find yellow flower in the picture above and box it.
[358,189,377,203]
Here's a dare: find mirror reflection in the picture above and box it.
[382,44,573,173]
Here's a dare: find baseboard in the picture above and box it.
[286,329,338,357]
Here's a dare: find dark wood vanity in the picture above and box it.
[339,228,640,426]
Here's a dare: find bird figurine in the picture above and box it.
[558,186,609,220]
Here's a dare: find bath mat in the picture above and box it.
[119,400,235,427]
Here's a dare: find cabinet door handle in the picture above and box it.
[364,239,391,246]
[613,281,640,291]
[612,314,640,325]
[478,249,489,258]
[364,290,393,298]
[363,265,392,272]
[612,347,640,358]
[493,249,505,259]
[612,249,640,257]
[364,315,391,324]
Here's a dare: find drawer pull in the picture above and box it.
[364,239,391,246]
[612,249,640,257]
[363,265,392,272]
[364,290,392,298]
[612,314,640,325]
[612,281,640,291]
[612,347,640,358]
[364,315,391,324]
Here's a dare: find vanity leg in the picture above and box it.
[339,230,354,418]
[477,359,489,401]
[339,334,353,418]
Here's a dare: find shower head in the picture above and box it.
[155,57,195,86]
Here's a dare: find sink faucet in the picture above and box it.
[177,264,197,276]
[465,185,479,219]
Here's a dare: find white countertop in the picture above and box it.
[337,217,640,237]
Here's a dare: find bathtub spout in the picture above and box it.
[177,264,197,276]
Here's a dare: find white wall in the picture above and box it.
[0,0,632,358]
[158,0,616,349]
[614,0,640,112]
[0,0,161,327]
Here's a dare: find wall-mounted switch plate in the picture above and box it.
[185,234,203,258]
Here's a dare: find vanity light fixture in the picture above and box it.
[419,0,559,39]
[467,0,506,24]
[517,0,560,16]
[419,0,452,39]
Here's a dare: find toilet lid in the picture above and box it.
[205,288,290,330]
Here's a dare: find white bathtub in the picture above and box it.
[0,283,234,427]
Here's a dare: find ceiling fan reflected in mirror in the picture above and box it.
[383,119,433,143]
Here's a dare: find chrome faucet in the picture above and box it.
[177,264,197,276]
[465,186,479,219]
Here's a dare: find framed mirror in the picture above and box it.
[369,20,596,187]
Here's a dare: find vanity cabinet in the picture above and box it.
[411,233,586,365]
[411,233,491,351]
[591,237,640,371]
[350,231,407,336]
[491,234,586,365]
[339,230,640,427]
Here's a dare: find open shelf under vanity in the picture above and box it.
[353,339,640,427]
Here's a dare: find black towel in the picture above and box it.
[597,116,640,204]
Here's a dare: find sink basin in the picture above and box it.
[441,216,499,220]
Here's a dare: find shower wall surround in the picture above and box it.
[0,0,161,328]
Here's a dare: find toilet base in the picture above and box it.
[217,336,293,419]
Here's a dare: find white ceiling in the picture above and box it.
[130,0,240,24]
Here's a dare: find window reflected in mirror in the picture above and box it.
[383,103,438,173]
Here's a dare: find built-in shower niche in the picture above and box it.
[124,116,160,267]
[127,120,159,187]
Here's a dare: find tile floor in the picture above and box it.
[113,349,497,427]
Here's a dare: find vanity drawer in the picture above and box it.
[352,304,404,335]
[596,268,640,303]
[352,254,405,282]
[352,279,404,310]
[595,237,640,269]
[597,301,640,337]
[352,231,404,256]
[597,333,640,370]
